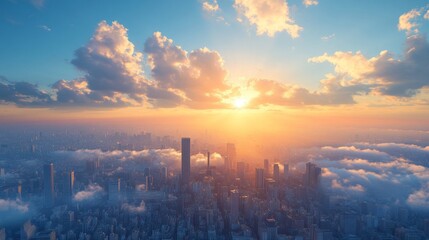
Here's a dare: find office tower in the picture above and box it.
[66,170,75,200]
[237,162,246,182]
[256,168,265,189]
[161,166,168,183]
[283,163,289,180]
[181,137,191,184]
[305,162,321,188]
[273,164,280,182]
[145,175,153,191]
[207,151,211,175]
[230,189,239,224]
[44,163,55,206]
[226,143,236,172]
[108,178,121,203]
[264,159,270,176]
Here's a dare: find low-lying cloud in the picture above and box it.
[73,184,104,202]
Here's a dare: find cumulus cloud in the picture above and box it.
[202,0,219,12]
[398,8,421,33]
[0,199,31,225]
[144,32,232,108]
[309,34,429,98]
[73,184,104,202]
[303,0,318,7]
[302,142,429,209]
[122,200,146,213]
[233,0,302,37]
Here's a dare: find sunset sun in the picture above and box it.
[233,98,248,109]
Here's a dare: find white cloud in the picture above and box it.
[398,8,421,33]
[122,201,146,213]
[202,0,219,12]
[233,0,302,37]
[73,184,103,202]
[303,0,318,7]
[321,33,335,41]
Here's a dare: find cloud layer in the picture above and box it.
[73,184,104,202]
[302,142,429,210]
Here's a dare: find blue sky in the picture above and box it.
[1,0,429,110]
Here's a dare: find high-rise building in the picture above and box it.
[44,163,55,206]
[273,164,280,183]
[283,163,289,180]
[230,189,239,224]
[305,162,321,188]
[66,170,75,200]
[256,168,265,190]
[237,162,246,182]
[226,143,236,172]
[264,159,270,176]
[181,137,191,184]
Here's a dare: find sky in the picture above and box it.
[1,0,429,136]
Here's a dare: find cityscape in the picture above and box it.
[1,0,429,239]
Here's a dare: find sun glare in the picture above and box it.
[233,98,248,109]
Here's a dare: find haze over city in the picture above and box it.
[1,0,429,239]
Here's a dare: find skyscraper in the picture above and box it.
[108,178,121,203]
[237,162,246,182]
[181,137,191,184]
[283,163,289,180]
[44,163,55,206]
[305,162,321,188]
[273,164,280,182]
[256,168,264,190]
[230,189,239,224]
[226,143,236,172]
[264,159,270,176]
[66,170,75,200]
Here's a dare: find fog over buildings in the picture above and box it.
[0,125,429,240]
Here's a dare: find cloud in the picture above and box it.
[246,75,365,107]
[0,76,53,107]
[0,199,31,225]
[144,32,232,108]
[73,184,104,202]
[398,8,421,33]
[309,34,429,98]
[38,25,51,32]
[55,148,224,169]
[302,142,429,209]
[122,200,146,213]
[303,0,318,7]
[321,33,335,41]
[202,0,219,12]
[233,0,302,37]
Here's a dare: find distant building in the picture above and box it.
[237,162,246,182]
[108,178,121,203]
[226,143,236,172]
[305,162,321,188]
[43,163,55,206]
[273,164,280,182]
[230,189,239,224]
[256,168,264,190]
[181,137,191,184]
[264,159,270,176]
[283,163,289,180]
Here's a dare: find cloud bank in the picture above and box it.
[73,184,104,202]
[303,142,429,210]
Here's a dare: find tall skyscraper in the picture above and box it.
[66,170,75,200]
[44,163,55,206]
[230,189,239,223]
[181,137,191,184]
[283,163,289,180]
[256,168,265,190]
[226,143,236,172]
[108,178,121,203]
[264,159,270,176]
[237,162,246,182]
[273,164,280,182]
[305,162,321,188]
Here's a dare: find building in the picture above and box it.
[43,163,55,206]
[226,143,236,172]
[305,162,321,188]
[108,178,121,203]
[283,163,289,180]
[237,162,246,183]
[181,137,191,184]
[264,159,270,176]
[66,170,75,200]
[273,164,280,183]
[256,168,265,190]
[230,189,239,224]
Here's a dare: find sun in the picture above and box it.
[233,98,248,109]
